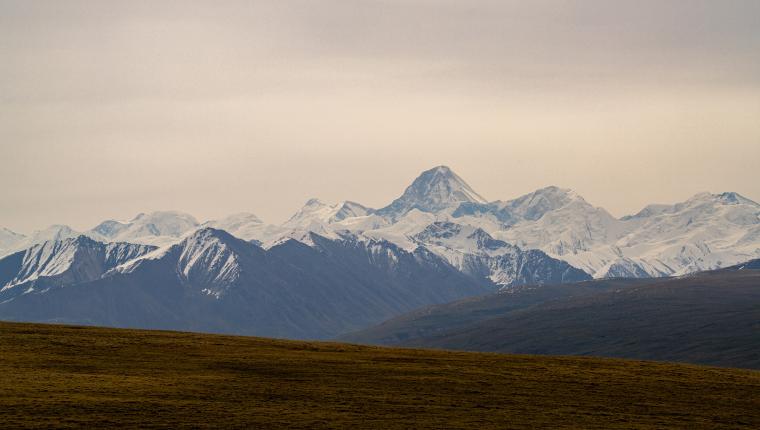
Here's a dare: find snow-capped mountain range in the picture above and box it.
[1,165,758,338]
[2,165,759,284]
[0,227,491,338]
[90,211,200,246]
[0,236,155,303]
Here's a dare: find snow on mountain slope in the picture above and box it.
[3,225,81,258]
[377,166,487,219]
[90,220,129,239]
[362,209,439,250]
[25,225,80,245]
[607,192,760,276]
[369,170,760,279]
[268,168,760,280]
[284,199,374,230]
[113,227,260,299]
[411,222,591,288]
[209,212,262,227]
[0,236,155,302]
[618,192,760,247]
[495,186,584,222]
[0,228,25,257]
[0,227,493,339]
[332,213,390,233]
[478,189,760,278]
[175,228,251,296]
[486,189,629,276]
[264,199,380,247]
[201,212,288,245]
[5,166,759,284]
[620,204,673,221]
[90,211,199,246]
[283,198,331,229]
[469,189,760,278]
[331,201,376,222]
[594,257,666,279]
[413,222,516,257]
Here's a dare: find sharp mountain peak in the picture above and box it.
[378,165,487,218]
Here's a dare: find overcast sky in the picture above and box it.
[1,0,759,232]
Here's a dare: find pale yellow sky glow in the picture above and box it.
[1,0,759,232]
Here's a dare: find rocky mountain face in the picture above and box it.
[1,165,759,339]
[0,236,155,303]
[377,165,488,219]
[274,167,760,280]
[6,165,757,281]
[411,222,590,287]
[0,228,492,339]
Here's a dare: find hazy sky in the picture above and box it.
[1,0,759,232]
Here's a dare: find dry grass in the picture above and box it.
[1,321,758,429]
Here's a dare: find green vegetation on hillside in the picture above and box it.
[1,321,759,429]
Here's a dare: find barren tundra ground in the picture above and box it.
[1,321,759,429]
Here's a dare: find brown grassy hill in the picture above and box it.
[1,321,759,429]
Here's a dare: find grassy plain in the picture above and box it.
[1,321,758,429]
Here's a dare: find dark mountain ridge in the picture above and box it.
[343,260,760,369]
[0,228,493,339]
